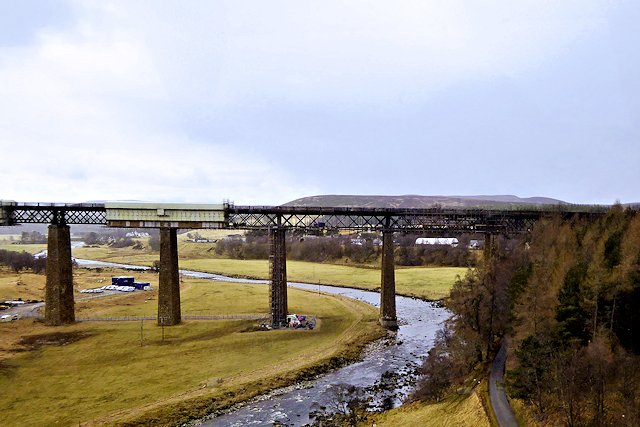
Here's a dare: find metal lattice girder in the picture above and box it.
[2,202,107,225]
[227,206,557,234]
[12,209,54,224]
[2,200,607,234]
[1,200,13,225]
[64,209,107,224]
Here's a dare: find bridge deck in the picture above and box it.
[1,200,607,234]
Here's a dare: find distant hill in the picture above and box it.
[282,195,567,209]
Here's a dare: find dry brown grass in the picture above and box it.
[71,243,465,300]
[0,267,48,302]
[367,389,491,427]
[0,266,384,427]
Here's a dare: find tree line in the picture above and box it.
[412,205,640,426]
[0,249,46,273]
[82,230,158,250]
[213,231,477,267]
[78,228,475,267]
[8,231,48,244]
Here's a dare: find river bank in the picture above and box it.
[73,259,455,426]
[180,280,450,427]
[72,260,452,426]
[1,247,467,426]
[0,263,385,427]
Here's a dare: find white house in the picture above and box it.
[415,237,459,246]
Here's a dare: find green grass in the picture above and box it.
[178,259,466,300]
[72,245,465,300]
[0,243,46,254]
[1,240,467,424]
[72,245,158,266]
[0,279,382,427]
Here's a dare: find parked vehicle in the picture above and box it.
[287,314,301,327]
[286,314,315,329]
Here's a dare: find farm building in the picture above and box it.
[415,237,459,246]
[112,276,150,290]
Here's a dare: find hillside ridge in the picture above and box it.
[282,194,567,208]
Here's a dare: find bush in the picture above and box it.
[288,237,344,262]
[19,231,47,244]
[148,233,160,251]
[110,237,135,248]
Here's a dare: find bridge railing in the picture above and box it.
[226,205,562,234]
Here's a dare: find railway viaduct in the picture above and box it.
[0,200,602,329]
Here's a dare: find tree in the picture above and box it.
[20,230,46,244]
[513,217,578,341]
[83,232,99,245]
[556,263,589,349]
[446,269,485,360]
[310,384,365,426]
[148,233,160,251]
[0,249,45,273]
[446,237,516,361]
[555,349,588,427]
[584,337,616,426]
[412,326,480,402]
[508,335,556,415]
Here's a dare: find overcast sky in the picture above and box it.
[1,1,639,206]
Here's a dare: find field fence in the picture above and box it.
[18,312,268,322]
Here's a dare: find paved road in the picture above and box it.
[1,301,43,320]
[1,290,122,321]
[490,341,519,427]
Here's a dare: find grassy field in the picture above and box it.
[0,237,483,426]
[178,258,466,301]
[0,268,49,301]
[71,244,467,300]
[0,242,46,254]
[0,267,160,305]
[0,268,384,427]
[367,390,491,427]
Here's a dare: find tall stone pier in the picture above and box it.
[483,232,494,268]
[158,227,181,326]
[269,225,288,328]
[380,229,398,330]
[45,223,75,325]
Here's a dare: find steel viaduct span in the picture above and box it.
[0,200,600,329]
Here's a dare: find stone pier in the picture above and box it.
[380,229,398,330]
[45,223,75,325]
[269,226,288,328]
[484,232,494,268]
[158,227,181,326]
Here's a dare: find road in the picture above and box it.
[1,301,43,321]
[490,341,519,427]
[1,290,122,321]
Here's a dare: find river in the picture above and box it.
[73,258,449,426]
